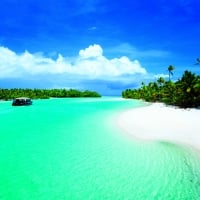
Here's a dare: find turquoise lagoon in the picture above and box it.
[0,97,200,199]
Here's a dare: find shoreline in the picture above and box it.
[117,102,200,151]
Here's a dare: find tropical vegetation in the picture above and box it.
[122,64,200,108]
[167,65,175,81]
[0,88,101,100]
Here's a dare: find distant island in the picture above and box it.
[122,65,200,108]
[0,88,101,100]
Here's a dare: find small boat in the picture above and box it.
[12,97,32,106]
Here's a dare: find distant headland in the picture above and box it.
[0,88,101,100]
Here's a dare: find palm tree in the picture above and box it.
[176,70,200,107]
[168,65,175,81]
[157,77,165,87]
[195,58,200,65]
[157,77,165,101]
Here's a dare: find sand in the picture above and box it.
[117,102,200,150]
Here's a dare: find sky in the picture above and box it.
[0,0,200,95]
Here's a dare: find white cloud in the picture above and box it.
[0,44,147,80]
[154,73,169,79]
[88,26,97,31]
[106,43,171,58]
[79,44,103,58]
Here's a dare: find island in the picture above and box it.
[0,88,101,101]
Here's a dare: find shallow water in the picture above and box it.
[0,97,200,199]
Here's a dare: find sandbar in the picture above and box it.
[117,102,200,150]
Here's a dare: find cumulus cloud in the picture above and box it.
[0,44,151,94]
[79,44,103,58]
[0,44,147,80]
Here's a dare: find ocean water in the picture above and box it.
[0,97,200,200]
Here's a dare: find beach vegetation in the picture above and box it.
[0,88,101,100]
[122,70,200,108]
[167,65,175,81]
[195,58,200,65]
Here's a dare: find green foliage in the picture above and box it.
[174,71,200,108]
[195,58,200,65]
[0,88,101,100]
[168,65,175,81]
[122,70,200,108]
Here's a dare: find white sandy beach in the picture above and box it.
[118,102,200,150]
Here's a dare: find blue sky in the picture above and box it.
[0,0,200,95]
